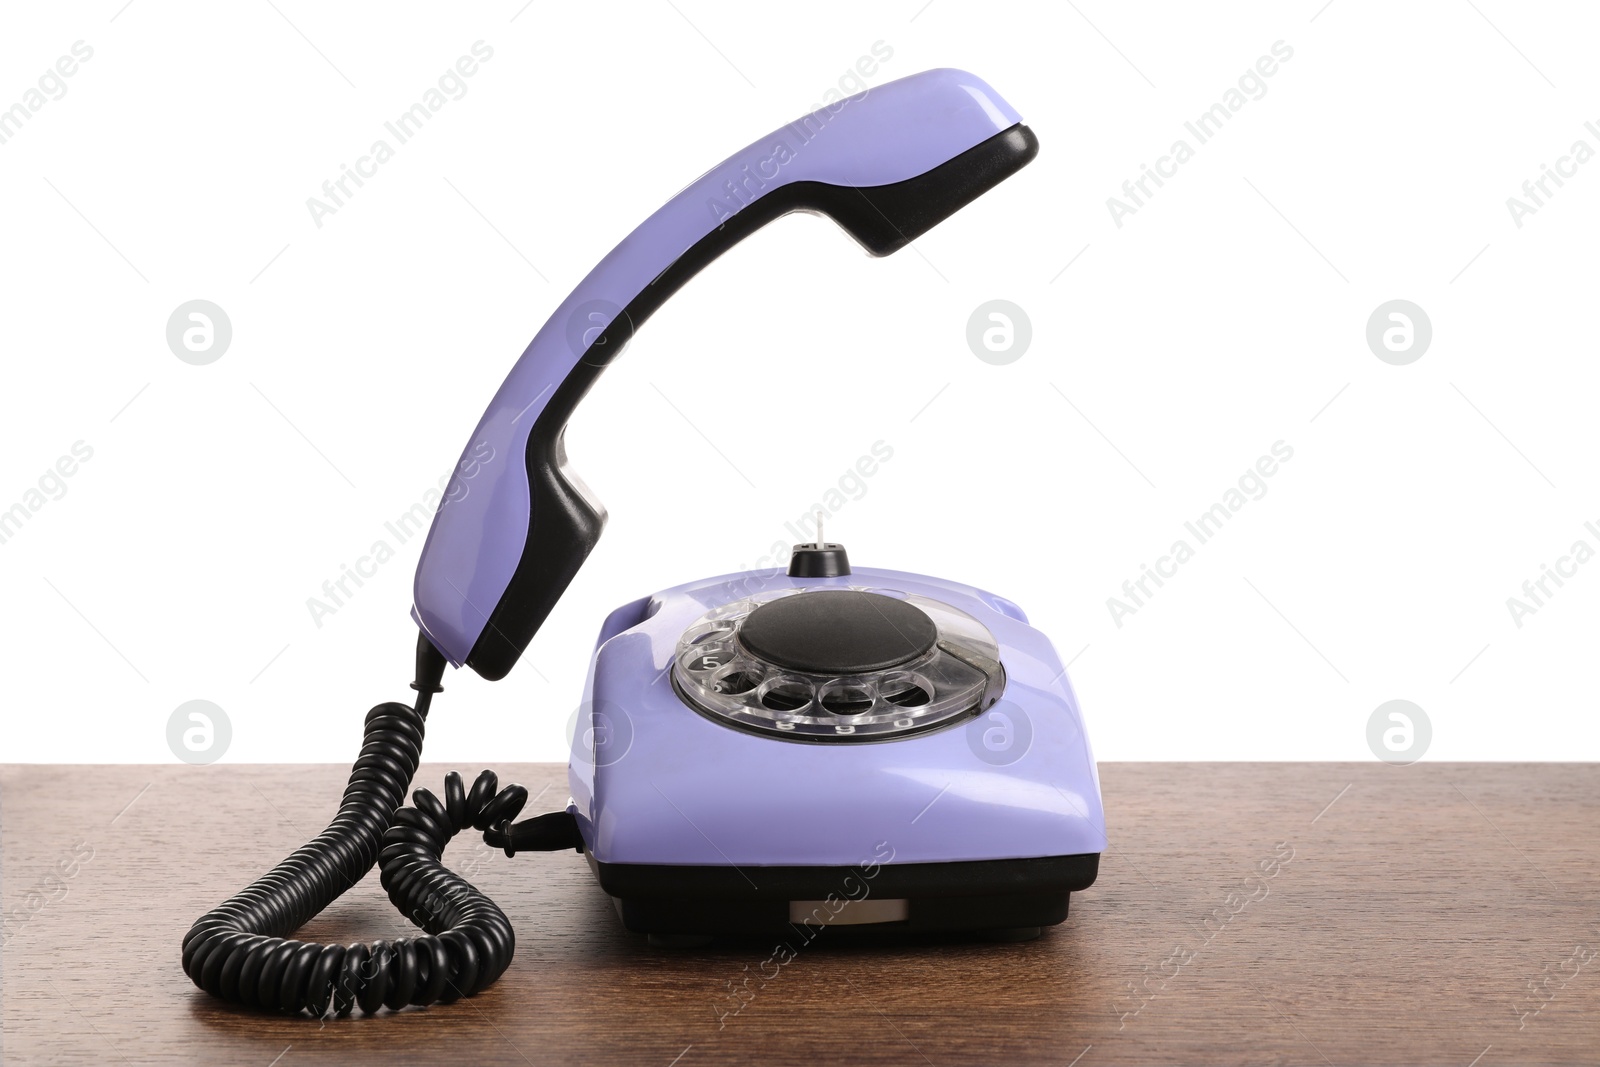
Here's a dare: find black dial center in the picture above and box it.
[737,591,938,674]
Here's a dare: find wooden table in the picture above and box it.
[3,762,1596,1066]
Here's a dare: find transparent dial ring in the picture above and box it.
[670,587,1006,743]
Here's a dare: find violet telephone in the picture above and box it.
[182,68,1105,1018]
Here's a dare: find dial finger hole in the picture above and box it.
[709,663,762,695]
[758,678,812,712]
[685,625,735,646]
[880,672,933,708]
[818,682,874,716]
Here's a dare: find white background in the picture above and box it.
[2,1,1596,764]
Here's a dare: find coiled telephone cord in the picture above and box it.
[180,634,580,1017]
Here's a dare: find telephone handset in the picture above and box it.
[410,68,1036,680]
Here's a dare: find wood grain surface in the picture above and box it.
[3,761,1597,1066]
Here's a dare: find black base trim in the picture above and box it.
[588,850,1097,937]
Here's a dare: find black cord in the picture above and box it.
[180,633,581,1017]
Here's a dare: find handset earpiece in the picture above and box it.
[412,68,1039,680]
